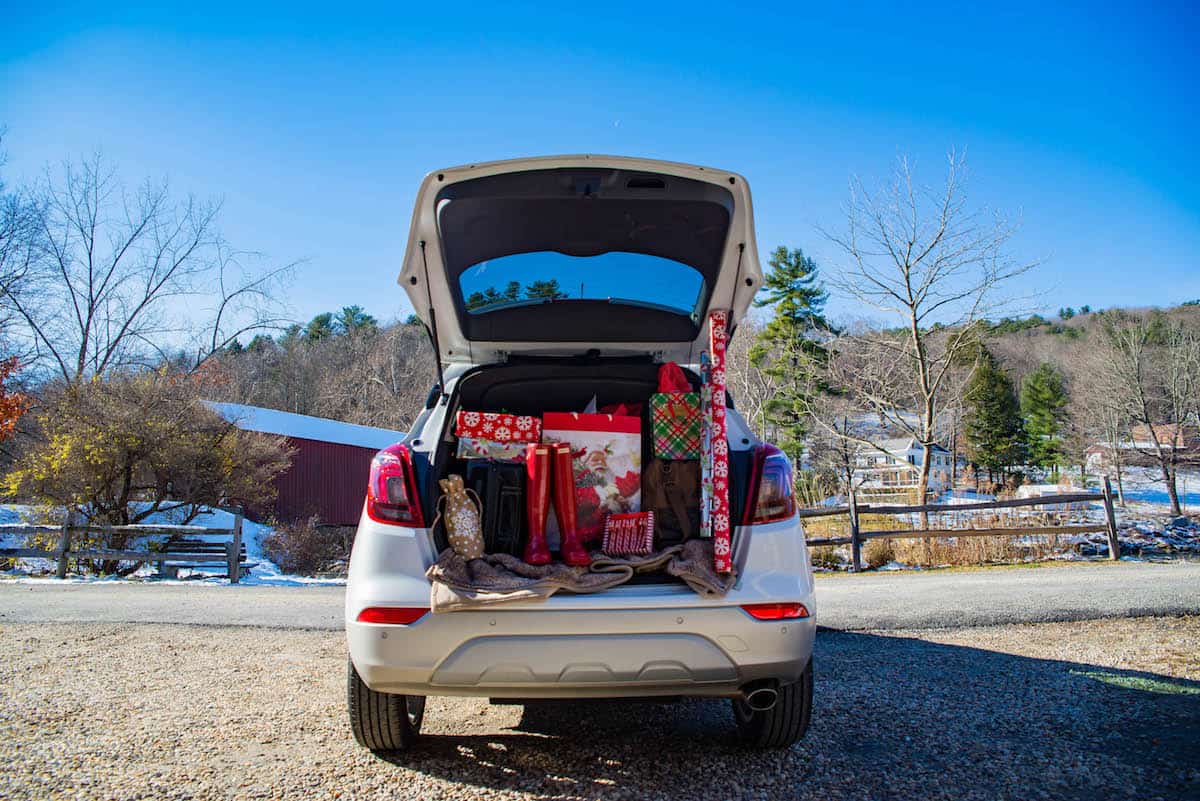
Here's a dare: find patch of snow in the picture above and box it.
[0,503,345,587]
[934,490,997,504]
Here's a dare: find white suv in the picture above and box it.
[345,155,815,751]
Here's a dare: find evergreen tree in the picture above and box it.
[277,323,302,344]
[465,287,504,310]
[963,349,1025,480]
[303,312,336,343]
[525,279,567,301]
[335,305,378,334]
[748,246,828,463]
[1021,362,1069,476]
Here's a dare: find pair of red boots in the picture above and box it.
[523,442,590,567]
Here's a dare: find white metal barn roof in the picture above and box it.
[203,400,405,451]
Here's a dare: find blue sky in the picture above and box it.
[2,2,1197,328]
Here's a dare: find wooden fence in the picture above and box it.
[803,477,1122,572]
[0,509,246,583]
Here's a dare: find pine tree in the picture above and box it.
[525,279,567,301]
[335,305,378,334]
[1021,362,1069,476]
[303,312,336,343]
[963,349,1024,480]
[748,246,828,463]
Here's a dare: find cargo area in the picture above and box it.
[424,358,753,574]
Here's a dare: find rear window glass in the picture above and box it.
[459,251,705,315]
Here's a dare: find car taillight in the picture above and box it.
[365,443,424,527]
[743,443,796,525]
[740,602,809,620]
[356,606,429,624]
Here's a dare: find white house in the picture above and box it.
[852,437,955,498]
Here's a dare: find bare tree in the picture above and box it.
[820,152,1035,507]
[724,316,775,440]
[1072,341,1130,504]
[804,397,872,499]
[1099,312,1200,515]
[0,138,41,355]
[0,154,292,382]
[313,323,433,430]
[209,320,434,432]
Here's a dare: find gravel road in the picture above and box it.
[2,560,1198,631]
[3,617,1197,801]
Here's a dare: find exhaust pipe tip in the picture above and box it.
[740,680,779,712]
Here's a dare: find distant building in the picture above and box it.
[1086,424,1200,472]
[852,437,955,498]
[205,401,405,526]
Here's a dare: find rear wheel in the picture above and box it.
[347,658,425,753]
[732,659,813,748]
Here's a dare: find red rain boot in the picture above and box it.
[551,443,591,567]
[523,443,552,565]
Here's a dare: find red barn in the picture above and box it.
[205,401,406,526]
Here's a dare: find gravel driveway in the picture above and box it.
[4,617,1198,801]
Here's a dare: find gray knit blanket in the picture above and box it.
[427,538,735,612]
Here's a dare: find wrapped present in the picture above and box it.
[456,438,530,460]
[700,352,713,540]
[542,411,642,542]
[602,512,655,556]
[436,475,484,560]
[455,411,541,460]
[650,362,701,459]
[706,310,732,573]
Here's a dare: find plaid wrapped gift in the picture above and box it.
[650,362,701,460]
[602,511,655,556]
[650,392,701,459]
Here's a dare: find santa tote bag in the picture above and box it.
[542,412,642,541]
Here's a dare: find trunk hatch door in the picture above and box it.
[399,155,764,364]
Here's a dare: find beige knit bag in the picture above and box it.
[435,474,485,560]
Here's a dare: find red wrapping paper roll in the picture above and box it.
[708,310,732,573]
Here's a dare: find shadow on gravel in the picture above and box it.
[375,632,1200,801]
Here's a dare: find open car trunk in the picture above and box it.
[399,155,764,366]
[429,359,753,582]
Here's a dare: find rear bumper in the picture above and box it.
[347,603,814,699]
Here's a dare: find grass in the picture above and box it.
[803,504,1109,571]
[811,556,1132,578]
[1070,669,1200,696]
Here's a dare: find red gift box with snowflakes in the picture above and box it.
[455,411,542,443]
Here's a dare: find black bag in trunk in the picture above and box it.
[642,458,701,547]
[465,460,526,557]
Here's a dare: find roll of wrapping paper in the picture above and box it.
[707,309,732,573]
[699,351,712,540]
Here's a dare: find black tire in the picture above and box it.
[347,658,425,753]
[732,659,813,748]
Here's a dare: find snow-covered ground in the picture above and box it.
[1108,465,1200,514]
[0,504,344,586]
